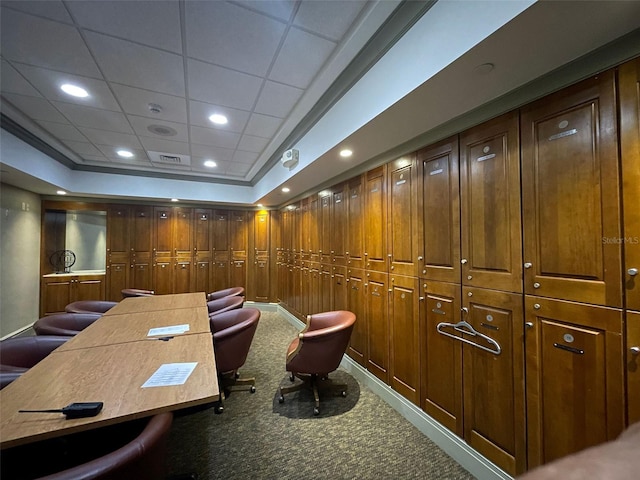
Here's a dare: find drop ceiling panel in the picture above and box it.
[190,143,234,162]
[188,100,251,132]
[1,0,73,23]
[0,60,43,97]
[2,93,69,123]
[254,80,303,118]
[244,113,282,138]
[77,127,144,150]
[294,0,367,41]
[234,0,296,22]
[37,121,86,142]
[61,140,102,156]
[110,84,188,124]
[52,102,134,134]
[127,115,188,143]
[232,150,259,164]
[138,137,189,156]
[237,134,269,153]
[190,125,241,150]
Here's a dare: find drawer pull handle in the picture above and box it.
[553,343,584,355]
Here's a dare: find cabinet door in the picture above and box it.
[212,254,230,292]
[389,275,420,405]
[331,184,347,266]
[462,287,526,476]
[253,211,269,254]
[525,296,624,468]
[417,136,461,284]
[130,261,153,291]
[230,211,247,258]
[153,207,173,258]
[521,71,621,306]
[460,112,522,293]
[347,268,367,367]
[388,155,418,277]
[153,260,173,295]
[253,256,270,302]
[320,264,332,312]
[194,208,212,260]
[131,206,152,257]
[366,270,389,383]
[230,259,246,289]
[41,278,72,316]
[174,207,193,257]
[106,262,128,301]
[213,210,229,252]
[347,176,364,269]
[173,260,192,294]
[364,167,387,272]
[620,59,640,310]
[194,260,210,295]
[107,206,130,257]
[627,311,640,425]
[421,280,463,437]
[320,192,331,264]
[75,275,105,301]
[332,265,347,311]
[309,263,321,315]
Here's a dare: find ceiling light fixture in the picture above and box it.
[339,149,353,158]
[204,160,217,168]
[117,149,134,158]
[60,84,89,98]
[209,114,228,125]
[171,198,179,202]
[282,187,290,193]
[56,190,67,195]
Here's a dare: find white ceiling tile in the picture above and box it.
[13,64,120,110]
[37,121,87,142]
[110,84,187,124]
[190,125,240,150]
[81,154,109,163]
[96,146,150,163]
[84,31,185,97]
[190,144,234,163]
[1,1,73,24]
[233,150,259,164]
[226,162,251,176]
[1,93,68,123]
[254,81,303,118]
[234,1,296,22]
[77,127,143,149]
[1,60,42,97]
[61,140,102,156]
[187,59,262,111]
[185,1,286,76]
[66,1,182,53]
[188,100,250,133]
[52,102,134,134]
[294,1,366,41]
[0,9,102,77]
[237,134,269,154]
[269,27,336,89]
[244,113,282,138]
[127,115,188,143]
[138,137,190,156]
[190,156,231,174]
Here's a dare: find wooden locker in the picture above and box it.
[153,260,173,295]
[421,280,463,437]
[193,208,212,259]
[230,258,246,290]
[347,268,367,367]
[230,211,247,260]
[130,261,153,291]
[320,263,332,312]
[174,260,192,294]
[389,274,420,405]
[173,207,193,257]
[253,255,270,302]
[153,207,173,258]
[627,311,640,425]
[308,262,321,315]
[525,296,624,469]
[332,265,348,311]
[106,206,130,258]
[364,167,387,272]
[301,198,312,257]
[417,136,461,284]
[213,210,229,252]
[462,287,526,476]
[347,176,364,270]
[130,206,152,259]
[320,191,331,264]
[331,184,347,266]
[388,154,419,277]
[366,270,389,383]
[194,260,210,295]
[212,254,230,292]
[620,59,640,311]
[521,71,622,307]
[106,261,128,301]
[460,112,522,293]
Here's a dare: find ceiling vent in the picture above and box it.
[147,151,191,167]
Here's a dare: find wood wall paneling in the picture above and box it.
[364,167,387,272]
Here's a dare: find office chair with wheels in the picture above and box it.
[207,295,244,318]
[33,313,102,336]
[278,310,356,416]
[121,288,154,298]
[210,308,260,413]
[206,286,245,302]
[65,300,118,314]
[0,336,69,389]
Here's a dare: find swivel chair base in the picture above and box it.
[214,370,256,414]
[278,372,347,416]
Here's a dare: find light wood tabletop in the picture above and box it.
[0,333,218,449]
[103,292,207,316]
[56,305,211,352]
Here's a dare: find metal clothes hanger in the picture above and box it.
[436,307,502,355]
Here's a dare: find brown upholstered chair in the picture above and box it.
[206,286,245,302]
[0,336,69,389]
[121,288,154,298]
[210,308,260,413]
[207,295,244,317]
[517,421,640,479]
[278,310,356,415]
[1,413,173,480]
[65,300,118,314]
[33,313,102,336]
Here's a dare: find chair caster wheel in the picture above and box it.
[341,391,347,397]
[235,372,240,379]
[250,386,256,393]
[214,404,224,414]
[278,395,284,404]
[313,407,319,416]
[289,373,295,382]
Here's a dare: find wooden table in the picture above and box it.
[103,292,206,316]
[0,294,218,450]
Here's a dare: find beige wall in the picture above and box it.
[0,183,41,338]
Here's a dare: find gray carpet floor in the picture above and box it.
[166,310,476,480]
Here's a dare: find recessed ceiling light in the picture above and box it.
[171,198,179,202]
[209,114,228,125]
[204,160,217,168]
[56,190,67,195]
[282,187,290,193]
[339,149,353,158]
[60,84,89,98]
[117,149,134,158]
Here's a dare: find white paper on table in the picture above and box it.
[147,324,190,337]
[141,362,198,388]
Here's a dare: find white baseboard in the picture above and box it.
[271,304,513,480]
[1,322,34,341]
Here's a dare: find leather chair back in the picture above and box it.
[0,336,69,389]
[210,308,260,374]
[121,288,154,298]
[207,295,244,316]
[206,286,245,301]
[33,313,102,336]
[65,300,118,314]
[286,310,356,375]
